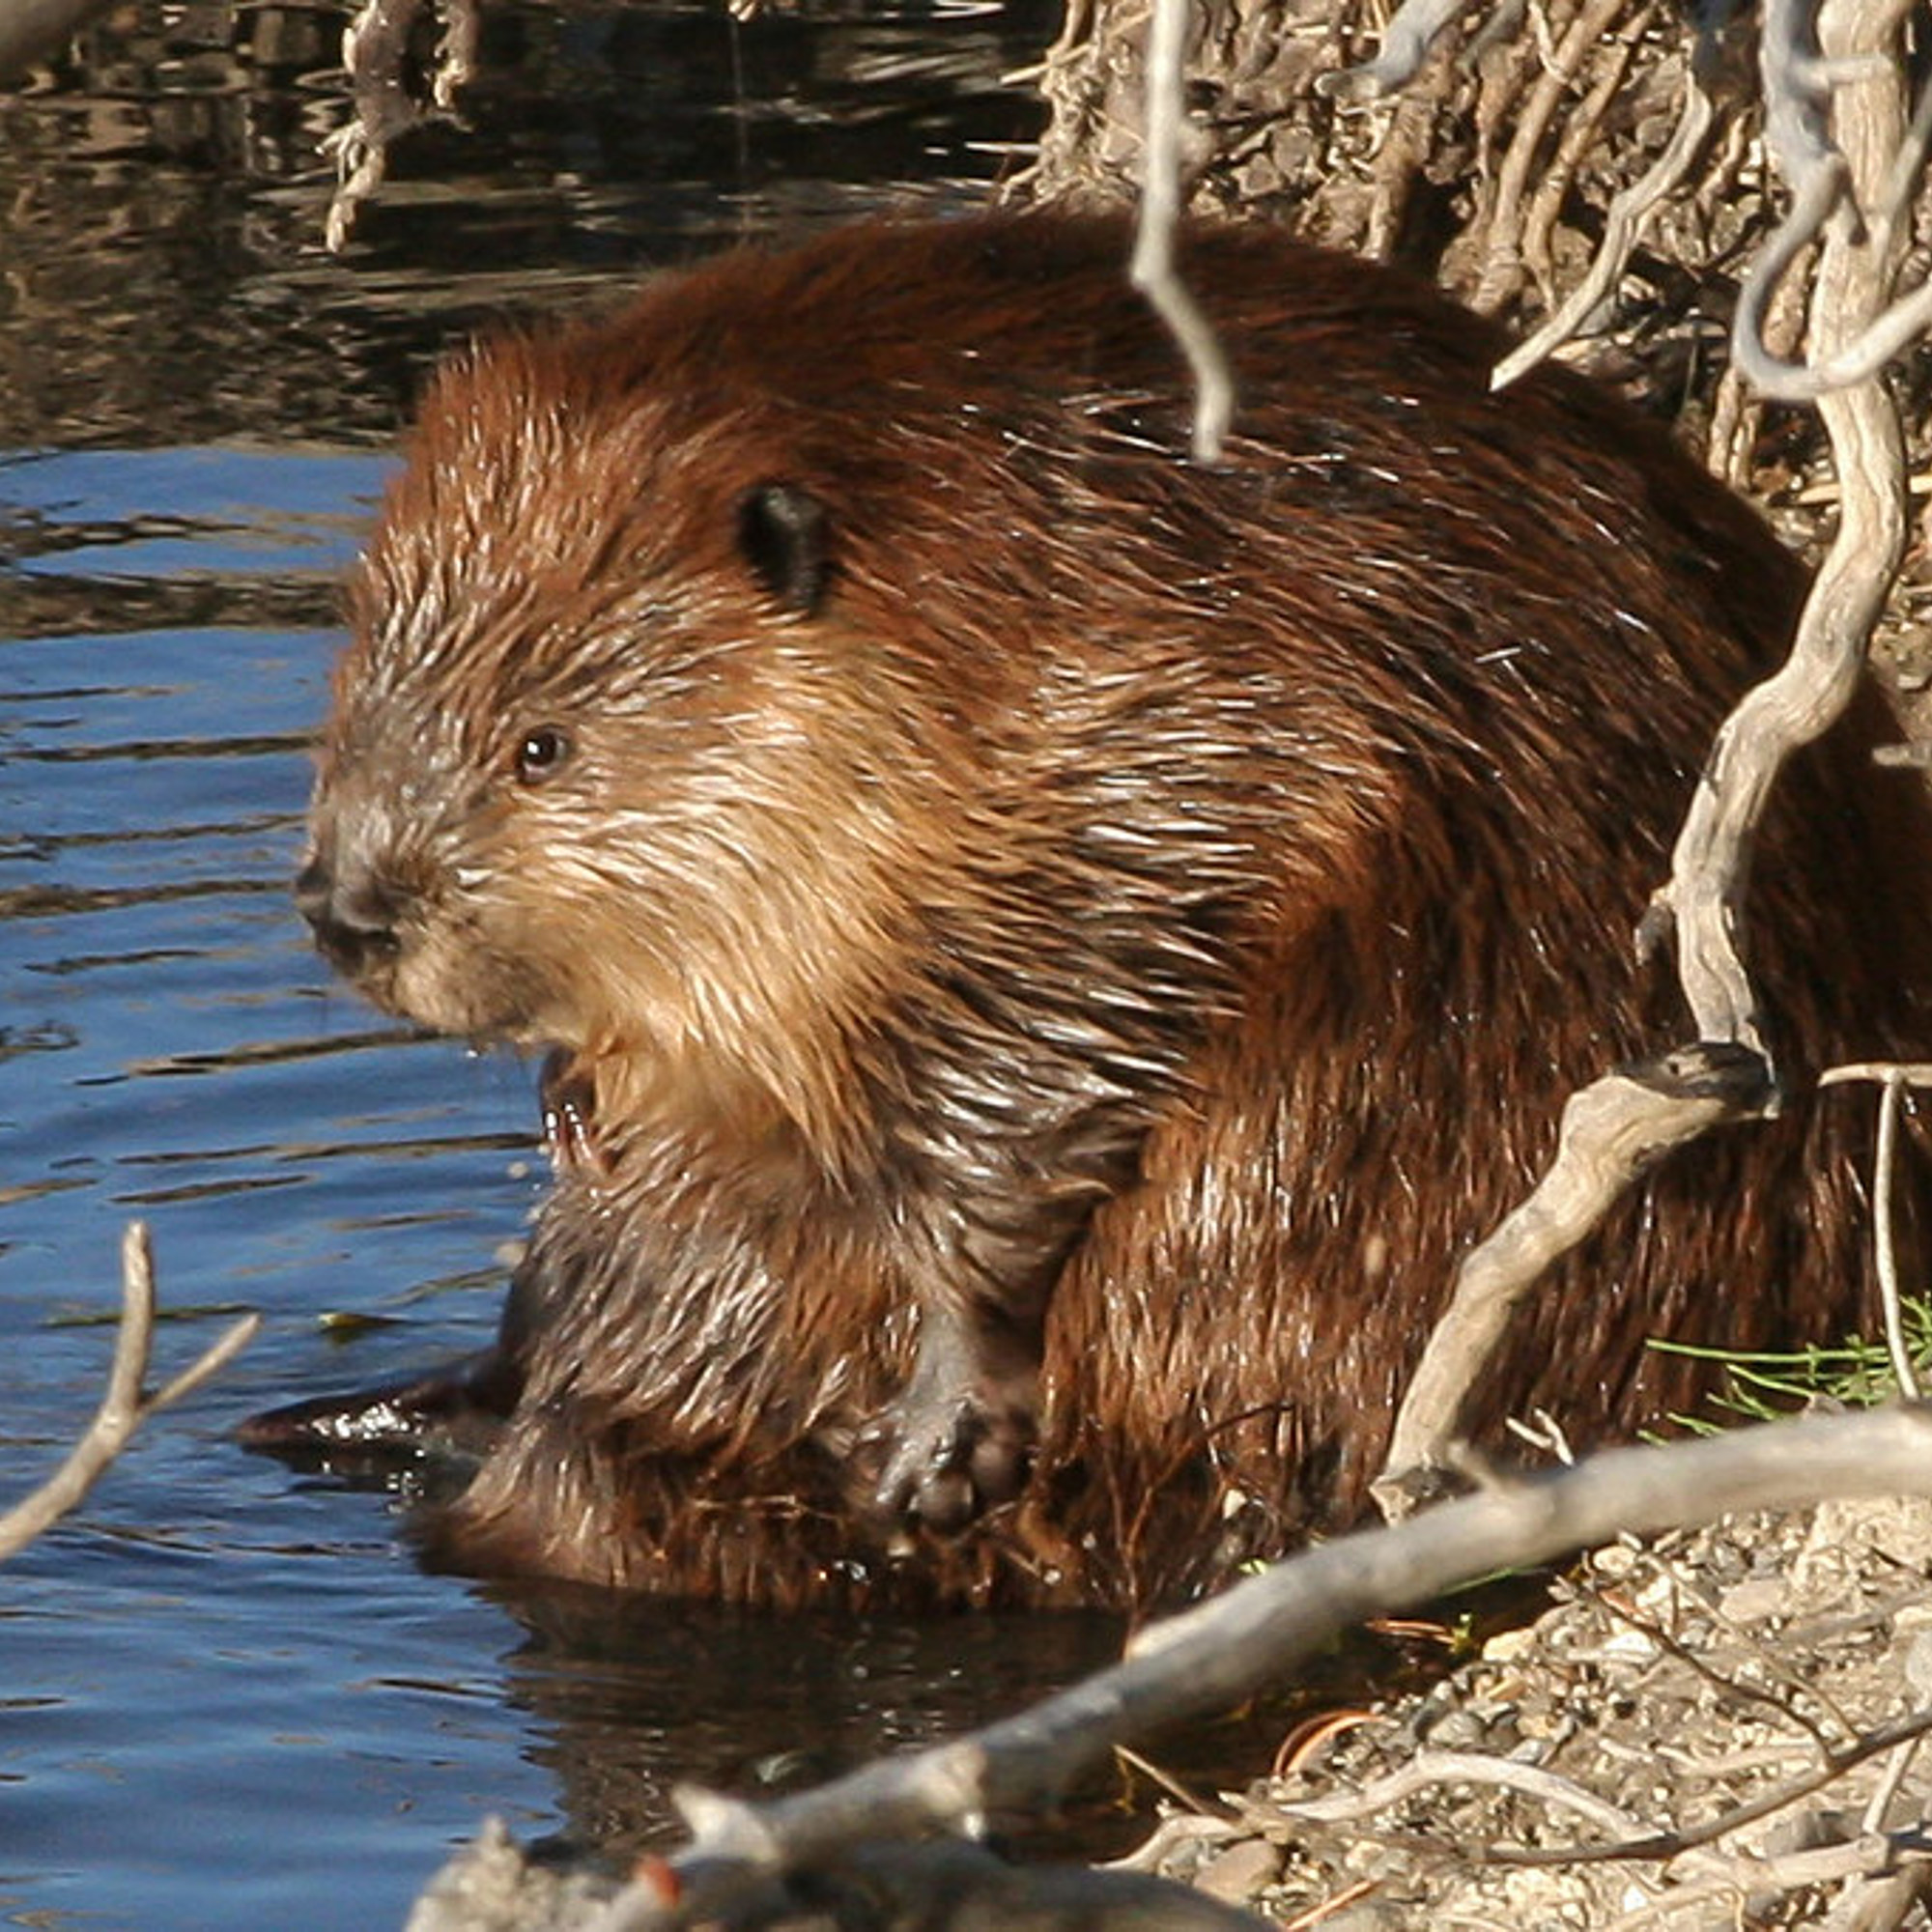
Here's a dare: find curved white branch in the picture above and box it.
[0,1224,260,1563]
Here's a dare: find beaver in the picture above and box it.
[256,209,1932,1609]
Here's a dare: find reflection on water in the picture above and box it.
[491,1587,1133,1861]
[0,4,1079,1926]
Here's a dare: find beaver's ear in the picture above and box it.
[737,482,830,616]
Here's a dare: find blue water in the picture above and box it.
[0,383,1137,1932]
[0,441,565,1926]
[0,7,1140,1924]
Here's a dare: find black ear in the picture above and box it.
[738,482,831,615]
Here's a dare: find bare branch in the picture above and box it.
[1491,1702,1932,1867]
[1859,1731,1920,1833]
[0,1223,260,1563]
[1735,237,1932,399]
[1377,1044,1772,1503]
[582,1405,1932,1930]
[1130,0,1234,462]
[1264,1688,1932,1886]
[1493,66,1716,388]
[1267,1747,1648,1837]
[1514,7,1649,309]
[1470,0,1634,315]
[1647,0,1913,1070]
[1607,1842,1932,1930]
[1731,0,1932,399]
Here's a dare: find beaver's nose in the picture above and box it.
[295,846,405,979]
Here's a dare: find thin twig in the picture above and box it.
[1494,64,1716,387]
[1860,1731,1920,1833]
[1471,0,1632,314]
[0,1223,260,1562]
[1277,1880,1381,1930]
[1606,1839,1932,1929]
[1579,1565,1849,1754]
[1515,5,1650,306]
[1130,0,1235,460]
[1319,0,1471,100]
[1266,1746,1648,1836]
[1824,1064,1932,1089]
[1113,1744,1220,1817]
[1491,1702,1932,1866]
[1377,1045,1772,1503]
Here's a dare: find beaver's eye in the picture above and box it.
[514,726,573,785]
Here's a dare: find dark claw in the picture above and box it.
[540,1048,608,1178]
[238,1346,521,1463]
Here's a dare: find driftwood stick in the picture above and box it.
[1375,1044,1771,1504]
[585,1405,1932,1930]
[1648,0,1911,1058]
[0,1223,260,1562]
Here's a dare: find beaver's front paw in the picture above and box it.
[866,1377,1036,1533]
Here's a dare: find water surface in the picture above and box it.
[0,9,1145,1925]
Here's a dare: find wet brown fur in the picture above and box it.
[283,211,1932,1608]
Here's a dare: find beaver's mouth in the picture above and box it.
[294,847,403,980]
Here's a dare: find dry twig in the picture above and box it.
[1469,0,1633,313]
[1821,1061,1932,1401]
[1733,0,1932,400]
[1652,0,1916,1070]
[0,1222,260,1562]
[1318,0,1469,101]
[1492,1701,1932,1867]
[1130,0,1235,460]
[1377,1045,1771,1501]
[1492,62,1716,387]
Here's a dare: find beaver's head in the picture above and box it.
[296,321,973,1139]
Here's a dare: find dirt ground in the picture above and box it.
[1141,1493,1932,1928]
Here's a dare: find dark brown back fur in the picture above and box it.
[289,213,1932,1607]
